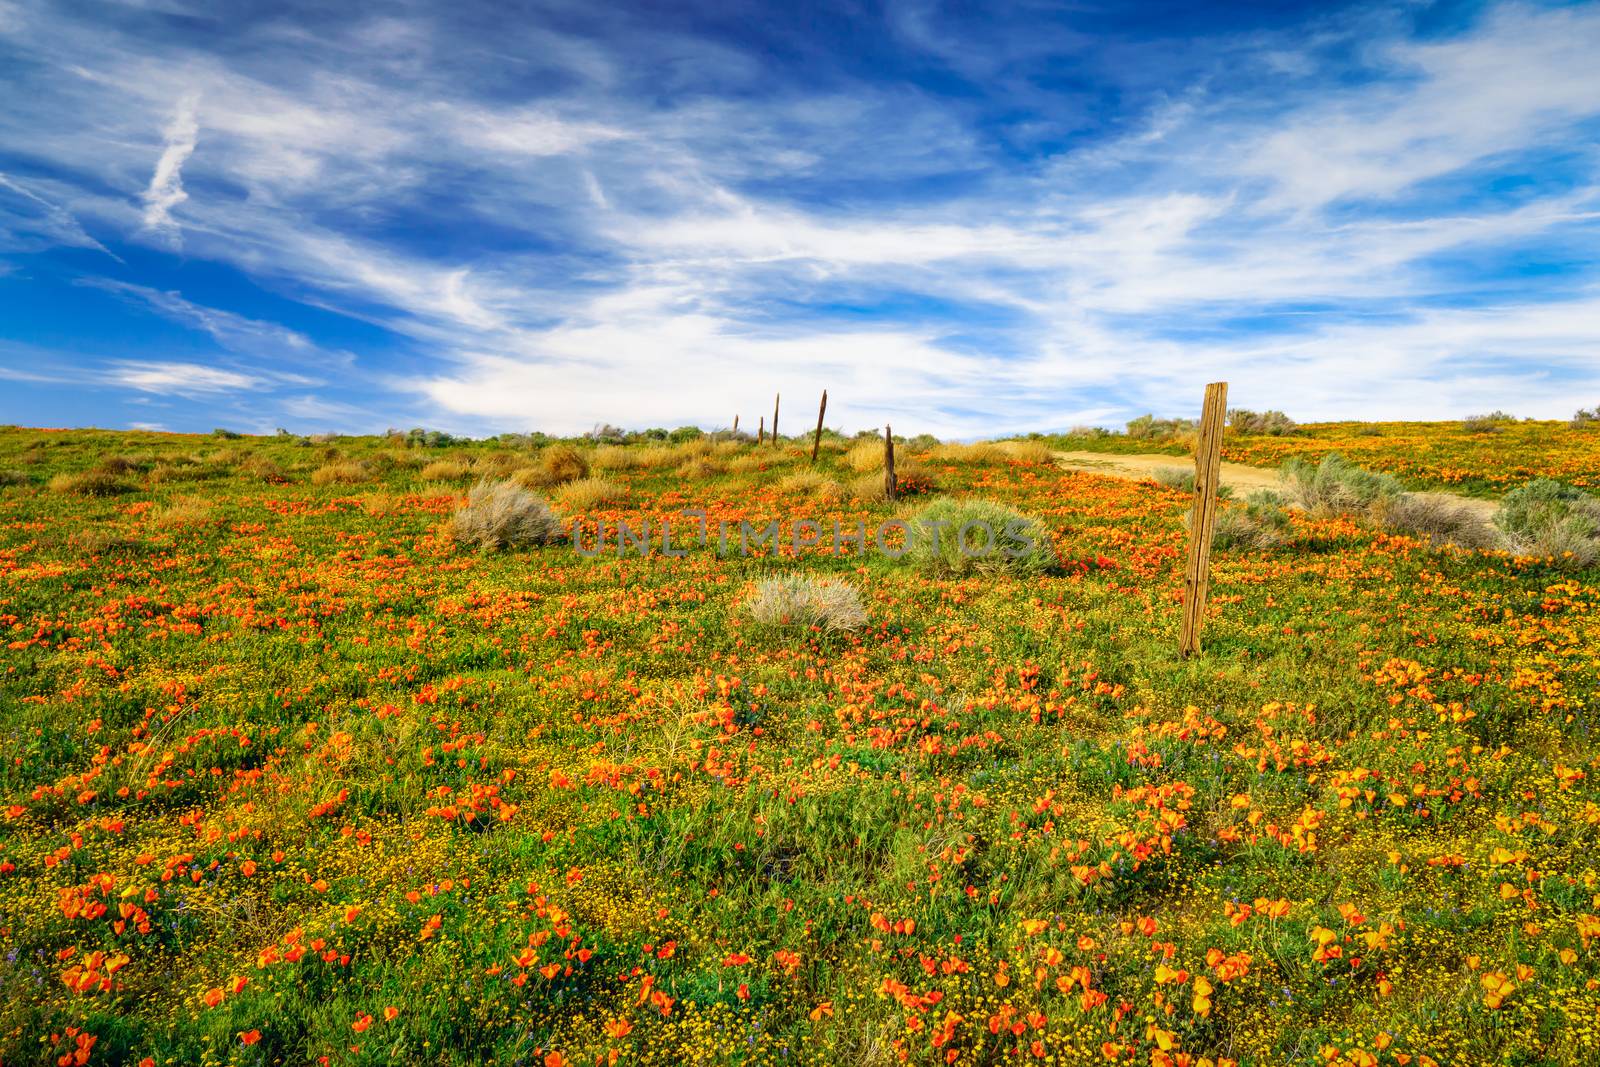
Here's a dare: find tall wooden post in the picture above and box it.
[772,394,780,446]
[732,415,739,435]
[883,425,897,501]
[757,416,764,445]
[1180,381,1228,658]
[810,390,828,464]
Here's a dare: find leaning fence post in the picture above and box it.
[772,393,780,447]
[732,415,739,436]
[758,416,764,445]
[1180,381,1228,658]
[811,390,828,464]
[884,424,897,501]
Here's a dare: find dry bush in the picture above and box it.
[0,469,30,487]
[1383,493,1499,550]
[1493,478,1600,569]
[311,460,373,485]
[95,454,147,476]
[1572,405,1599,427]
[448,480,564,550]
[847,462,931,503]
[554,477,628,511]
[744,575,868,632]
[1279,453,1403,520]
[420,460,473,482]
[1210,491,1293,551]
[49,470,133,496]
[149,495,213,529]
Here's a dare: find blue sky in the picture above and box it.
[1,0,1599,437]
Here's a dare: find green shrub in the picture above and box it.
[1493,479,1600,569]
[904,497,1054,577]
[1463,411,1515,433]
[744,575,868,632]
[1126,414,1195,440]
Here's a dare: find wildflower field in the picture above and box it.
[2,424,1599,1067]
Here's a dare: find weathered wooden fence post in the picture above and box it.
[883,424,897,501]
[810,390,828,464]
[1180,381,1228,658]
[732,415,739,436]
[772,394,780,446]
[757,416,764,445]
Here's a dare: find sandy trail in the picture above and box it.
[1053,450,1499,518]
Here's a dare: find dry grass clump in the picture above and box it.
[844,439,886,472]
[1493,478,1600,569]
[149,495,214,529]
[999,440,1054,463]
[448,480,565,550]
[473,451,527,478]
[676,457,726,480]
[1211,491,1293,550]
[776,470,843,505]
[593,446,640,471]
[0,469,30,487]
[925,441,1007,465]
[49,469,134,496]
[311,460,374,485]
[420,459,473,482]
[1384,493,1499,550]
[239,454,288,482]
[744,575,868,632]
[554,477,628,511]
[727,451,795,474]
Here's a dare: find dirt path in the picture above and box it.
[1053,450,1499,518]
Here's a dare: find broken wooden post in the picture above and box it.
[1179,381,1228,658]
[772,393,780,446]
[810,390,828,464]
[757,415,764,445]
[883,424,897,501]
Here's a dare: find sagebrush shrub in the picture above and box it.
[905,497,1054,577]
[1211,490,1293,550]
[1227,409,1297,435]
[1279,453,1403,519]
[1384,493,1499,550]
[449,480,564,550]
[744,575,868,632]
[1125,414,1195,440]
[1493,478,1600,569]
[1463,411,1515,433]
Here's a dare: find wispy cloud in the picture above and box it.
[104,359,261,395]
[139,94,198,246]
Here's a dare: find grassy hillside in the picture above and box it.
[1,426,1598,1066]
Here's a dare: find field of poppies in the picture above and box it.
[2,422,1599,1067]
